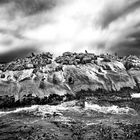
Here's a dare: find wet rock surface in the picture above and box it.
[0,100,140,140]
[0,52,140,108]
[0,52,140,139]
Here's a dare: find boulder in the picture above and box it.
[0,52,140,108]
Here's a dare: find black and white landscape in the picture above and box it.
[0,0,140,140]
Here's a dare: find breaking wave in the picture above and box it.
[0,101,137,117]
[131,93,140,98]
[84,102,137,115]
[0,105,38,117]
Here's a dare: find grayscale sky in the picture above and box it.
[0,0,140,62]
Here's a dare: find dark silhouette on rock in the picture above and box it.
[0,52,140,108]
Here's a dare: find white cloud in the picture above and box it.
[0,0,140,56]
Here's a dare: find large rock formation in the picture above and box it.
[0,52,140,108]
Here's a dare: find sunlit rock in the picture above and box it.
[0,52,140,108]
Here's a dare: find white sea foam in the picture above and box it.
[0,101,77,117]
[84,102,137,115]
[0,101,137,117]
[33,102,80,116]
[0,105,38,117]
[131,93,140,98]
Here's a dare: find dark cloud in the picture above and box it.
[0,0,9,4]
[0,0,60,63]
[0,0,140,60]
[128,29,140,38]
[110,38,140,56]
[0,0,58,16]
[110,27,140,56]
[99,1,140,28]
[111,45,140,56]
[14,0,57,16]
[0,47,37,63]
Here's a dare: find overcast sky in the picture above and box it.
[0,0,140,62]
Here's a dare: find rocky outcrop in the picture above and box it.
[0,52,53,71]
[63,61,135,93]
[0,100,140,140]
[0,52,140,108]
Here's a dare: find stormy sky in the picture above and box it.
[0,0,140,62]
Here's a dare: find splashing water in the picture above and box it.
[0,101,137,118]
[0,105,38,117]
[131,93,140,98]
[84,102,137,115]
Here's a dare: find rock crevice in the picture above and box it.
[0,52,140,108]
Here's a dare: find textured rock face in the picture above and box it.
[0,68,70,103]
[63,61,136,93]
[0,52,140,108]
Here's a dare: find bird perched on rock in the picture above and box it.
[85,50,88,54]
